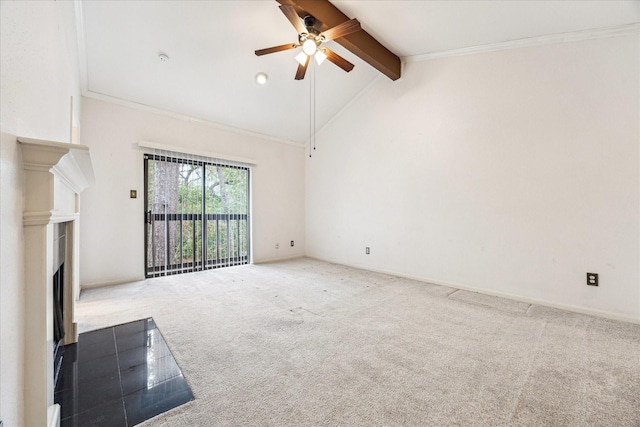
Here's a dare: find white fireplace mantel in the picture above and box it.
[19,136,95,225]
[19,137,95,427]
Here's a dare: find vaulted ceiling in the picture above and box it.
[77,1,639,143]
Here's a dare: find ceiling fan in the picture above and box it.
[255,5,362,80]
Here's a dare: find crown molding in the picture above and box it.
[82,90,306,148]
[403,23,640,63]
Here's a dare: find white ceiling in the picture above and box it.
[78,1,639,144]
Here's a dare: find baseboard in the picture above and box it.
[81,277,144,291]
[80,259,304,290]
[254,255,305,265]
[306,255,640,325]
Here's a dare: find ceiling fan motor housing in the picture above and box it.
[303,15,316,28]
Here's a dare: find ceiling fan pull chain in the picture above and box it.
[309,63,313,158]
[313,63,316,152]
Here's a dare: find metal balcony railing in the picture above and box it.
[145,212,249,277]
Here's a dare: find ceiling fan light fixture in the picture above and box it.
[315,49,327,65]
[295,51,308,66]
[302,39,317,56]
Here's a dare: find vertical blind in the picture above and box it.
[144,149,250,277]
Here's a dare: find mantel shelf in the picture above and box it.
[18,137,96,192]
[19,137,96,225]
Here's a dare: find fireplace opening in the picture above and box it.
[53,222,66,387]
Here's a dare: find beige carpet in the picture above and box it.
[76,258,640,426]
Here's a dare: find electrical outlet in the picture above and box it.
[587,272,598,286]
[366,247,370,255]
[275,243,279,249]
[290,240,294,247]
[130,190,137,198]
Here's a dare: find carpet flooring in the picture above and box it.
[76,258,640,426]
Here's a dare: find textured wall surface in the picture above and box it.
[0,1,80,425]
[306,34,639,320]
[79,97,306,287]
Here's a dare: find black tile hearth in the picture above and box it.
[55,318,193,427]
[123,375,194,426]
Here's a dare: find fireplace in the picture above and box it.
[19,137,95,427]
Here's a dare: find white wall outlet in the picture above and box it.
[275,243,279,249]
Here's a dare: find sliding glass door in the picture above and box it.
[144,154,249,277]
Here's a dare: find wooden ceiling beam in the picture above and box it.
[276,0,401,81]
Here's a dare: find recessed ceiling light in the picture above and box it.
[255,72,268,85]
[158,53,169,63]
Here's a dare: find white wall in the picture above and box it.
[0,1,81,425]
[79,97,306,287]
[306,34,640,320]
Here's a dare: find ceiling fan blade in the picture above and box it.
[323,48,354,72]
[279,5,307,35]
[321,19,361,42]
[255,43,299,56]
[294,55,310,80]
